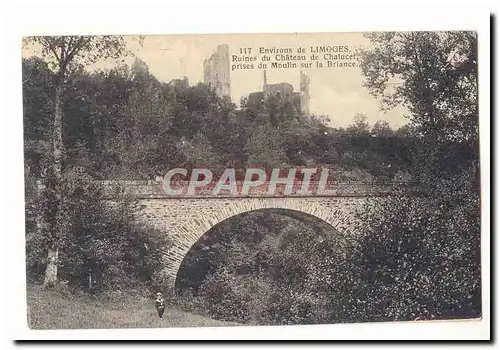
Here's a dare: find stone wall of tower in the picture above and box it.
[203,44,231,99]
[299,71,310,115]
[263,82,294,102]
[257,70,311,115]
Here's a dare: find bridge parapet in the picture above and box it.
[97,180,421,199]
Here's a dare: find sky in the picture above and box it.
[23,32,409,128]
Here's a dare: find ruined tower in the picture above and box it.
[203,44,231,99]
[299,71,310,115]
[247,70,311,115]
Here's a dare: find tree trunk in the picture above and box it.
[43,247,59,287]
[53,82,64,176]
[42,80,64,288]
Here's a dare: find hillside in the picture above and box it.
[26,285,239,329]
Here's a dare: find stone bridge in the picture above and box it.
[101,179,420,291]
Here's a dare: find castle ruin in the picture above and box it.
[247,70,310,115]
[203,44,231,99]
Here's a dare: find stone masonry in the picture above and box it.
[100,180,419,291]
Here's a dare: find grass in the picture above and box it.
[26,284,240,330]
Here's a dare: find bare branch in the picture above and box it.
[59,40,66,66]
[41,37,61,63]
[65,37,87,64]
[62,36,75,59]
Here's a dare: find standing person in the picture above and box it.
[155,292,165,320]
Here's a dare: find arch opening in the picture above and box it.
[173,208,356,325]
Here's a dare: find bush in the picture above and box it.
[176,211,359,325]
[349,192,481,322]
[27,172,172,295]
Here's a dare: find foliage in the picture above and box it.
[176,212,357,325]
[23,56,416,181]
[24,35,130,287]
[349,194,480,322]
[26,168,171,293]
[346,31,481,322]
[360,31,478,145]
[24,36,128,81]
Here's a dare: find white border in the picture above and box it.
[2,0,492,342]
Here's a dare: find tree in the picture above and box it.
[245,124,288,168]
[360,31,478,145]
[371,120,394,137]
[177,211,355,325]
[346,113,370,135]
[351,196,481,321]
[360,31,479,183]
[24,36,128,287]
[354,31,481,321]
[22,57,54,178]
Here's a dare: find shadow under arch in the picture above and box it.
[174,207,346,294]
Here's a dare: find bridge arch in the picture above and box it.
[149,197,366,291]
[98,180,418,291]
[174,207,354,292]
